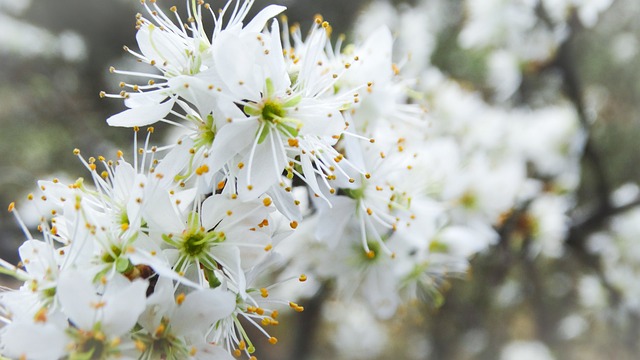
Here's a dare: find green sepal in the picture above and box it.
[257,124,270,144]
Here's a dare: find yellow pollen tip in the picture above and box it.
[299,274,307,282]
[7,202,15,212]
[260,288,269,298]
[154,323,166,337]
[269,337,278,345]
[176,292,186,305]
[34,307,47,323]
[366,250,376,259]
[195,165,210,175]
[264,244,273,251]
[135,340,146,352]
[262,197,272,207]
[290,221,298,229]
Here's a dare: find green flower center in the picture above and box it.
[181,232,208,257]
[261,100,286,123]
[195,114,216,149]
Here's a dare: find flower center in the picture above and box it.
[261,100,286,123]
[194,114,216,149]
[181,232,208,257]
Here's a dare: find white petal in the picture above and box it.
[243,5,286,33]
[212,32,261,100]
[207,119,258,173]
[107,98,175,127]
[190,343,235,360]
[102,278,149,336]
[172,288,236,336]
[315,196,355,248]
[0,322,68,360]
[237,132,285,200]
[57,270,99,331]
[136,23,189,73]
[18,240,56,280]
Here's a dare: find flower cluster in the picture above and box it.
[0,0,609,358]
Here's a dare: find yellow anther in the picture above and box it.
[7,202,15,212]
[135,340,147,352]
[287,138,299,147]
[176,292,186,305]
[234,349,242,357]
[260,288,269,298]
[154,323,166,337]
[262,197,272,207]
[366,208,373,216]
[271,310,279,319]
[73,148,80,155]
[256,307,265,315]
[268,337,278,345]
[195,165,210,175]
[238,340,246,351]
[299,274,307,282]
[34,307,47,323]
[290,221,298,229]
[264,244,273,251]
[121,223,129,231]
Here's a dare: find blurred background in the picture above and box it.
[1,0,640,359]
